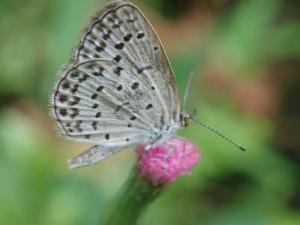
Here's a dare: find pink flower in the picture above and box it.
[136,137,200,186]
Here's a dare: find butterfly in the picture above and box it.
[50,0,244,169]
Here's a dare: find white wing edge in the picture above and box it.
[68,144,126,169]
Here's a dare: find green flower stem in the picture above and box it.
[102,167,163,225]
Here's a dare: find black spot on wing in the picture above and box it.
[92,121,97,130]
[113,55,121,63]
[116,84,123,91]
[60,109,67,116]
[97,86,104,92]
[113,67,123,76]
[91,93,97,100]
[95,112,101,118]
[123,33,133,42]
[145,103,153,110]
[59,95,68,103]
[137,32,145,39]
[115,42,124,50]
[131,82,139,90]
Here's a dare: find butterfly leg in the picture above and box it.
[68,145,124,169]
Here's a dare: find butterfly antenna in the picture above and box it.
[191,117,246,151]
[182,71,194,110]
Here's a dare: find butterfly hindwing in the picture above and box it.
[68,145,125,169]
[52,59,166,146]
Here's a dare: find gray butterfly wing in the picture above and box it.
[52,60,158,146]
[68,145,125,169]
[73,0,180,126]
[50,1,181,167]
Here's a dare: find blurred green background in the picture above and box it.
[0,0,299,224]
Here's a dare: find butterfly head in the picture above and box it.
[180,109,197,128]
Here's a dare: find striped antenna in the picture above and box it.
[192,118,246,151]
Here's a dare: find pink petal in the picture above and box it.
[136,137,200,186]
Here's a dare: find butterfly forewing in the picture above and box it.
[74,1,180,124]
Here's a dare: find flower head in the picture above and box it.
[136,137,200,186]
